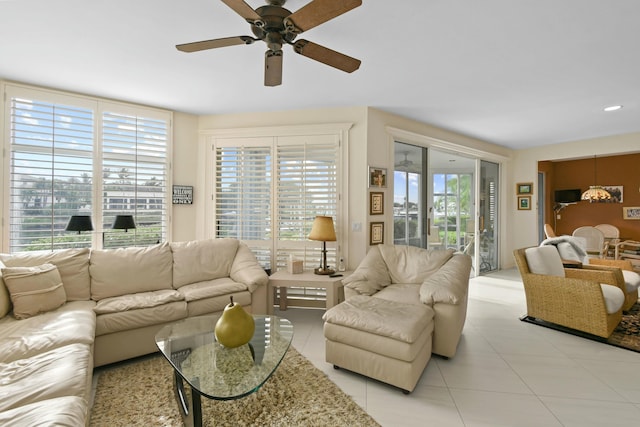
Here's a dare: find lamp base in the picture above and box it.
[314,267,335,275]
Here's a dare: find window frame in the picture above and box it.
[203,123,351,272]
[1,82,173,252]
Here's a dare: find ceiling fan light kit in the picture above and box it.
[177,0,362,86]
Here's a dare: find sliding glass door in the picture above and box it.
[393,142,500,275]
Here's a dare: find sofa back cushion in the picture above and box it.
[170,239,239,288]
[378,245,455,284]
[90,242,173,300]
[1,263,67,319]
[0,248,90,301]
[0,261,10,318]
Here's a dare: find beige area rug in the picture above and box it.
[90,347,380,427]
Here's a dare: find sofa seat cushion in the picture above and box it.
[0,301,96,364]
[177,278,248,302]
[0,343,92,412]
[94,289,184,315]
[0,248,90,301]
[0,396,87,427]
[323,321,433,362]
[186,291,252,317]
[95,301,187,336]
[1,263,67,319]
[171,239,239,288]
[90,242,173,300]
[323,295,434,344]
[373,283,421,305]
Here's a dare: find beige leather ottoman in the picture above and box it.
[322,295,435,393]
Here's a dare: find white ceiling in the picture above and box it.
[1,0,639,150]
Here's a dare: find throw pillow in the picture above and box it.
[1,263,67,319]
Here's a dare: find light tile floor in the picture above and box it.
[276,268,640,427]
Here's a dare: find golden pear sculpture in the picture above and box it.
[215,296,255,348]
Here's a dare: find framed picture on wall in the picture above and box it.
[370,222,384,245]
[368,166,387,188]
[370,192,384,215]
[517,196,531,210]
[623,207,640,220]
[517,182,533,195]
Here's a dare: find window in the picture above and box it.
[3,84,171,252]
[212,129,344,272]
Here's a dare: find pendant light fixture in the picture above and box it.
[581,155,611,203]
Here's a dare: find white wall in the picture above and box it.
[171,112,200,242]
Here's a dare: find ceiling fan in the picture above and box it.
[395,152,414,169]
[176,0,362,86]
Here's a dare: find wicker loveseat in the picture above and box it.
[513,246,626,338]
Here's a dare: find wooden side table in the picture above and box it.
[267,270,351,313]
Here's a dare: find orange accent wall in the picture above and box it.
[542,153,640,240]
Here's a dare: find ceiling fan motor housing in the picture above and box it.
[251,5,297,51]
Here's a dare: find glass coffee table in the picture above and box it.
[155,315,293,427]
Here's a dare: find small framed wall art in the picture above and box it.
[370,222,384,245]
[172,185,193,204]
[516,182,533,195]
[370,192,384,215]
[623,207,640,220]
[517,195,531,210]
[369,166,387,188]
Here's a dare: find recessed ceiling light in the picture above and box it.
[603,105,623,112]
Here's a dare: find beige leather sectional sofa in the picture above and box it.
[323,244,471,393]
[0,238,268,426]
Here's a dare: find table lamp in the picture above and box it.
[65,215,94,234]
[112,215,136,232]
[308,215,337,275]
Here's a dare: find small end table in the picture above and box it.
[267,270,351,313]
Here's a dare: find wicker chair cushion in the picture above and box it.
[622,270,640,292]
[600,284,625,314]
[525,246,565,277]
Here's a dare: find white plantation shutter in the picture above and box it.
[8,94,96,252]
[213,133,340,273]
[275,136,338,270]
[102,109,169,248]
[215,142,272,267]
[4,84,171,253]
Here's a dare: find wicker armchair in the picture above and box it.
[513,247,625,338]
[588,258,639,311]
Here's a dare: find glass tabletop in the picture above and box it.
[155,315,293,400]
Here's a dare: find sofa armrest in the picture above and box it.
[230,243,269,292]
[565,266,626,294]
[419,254,471,305]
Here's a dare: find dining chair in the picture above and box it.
[572,226,606,258]
[595,224,620,259]
[544,223,557,238]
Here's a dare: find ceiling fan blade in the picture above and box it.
[220,0,263,25]
[176,36,255,52]
[286,0,362,33]
[293,40,360,73]
[265,50,283,86]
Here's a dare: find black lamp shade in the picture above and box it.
[112,215,136,231]
[65,215,94,233]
